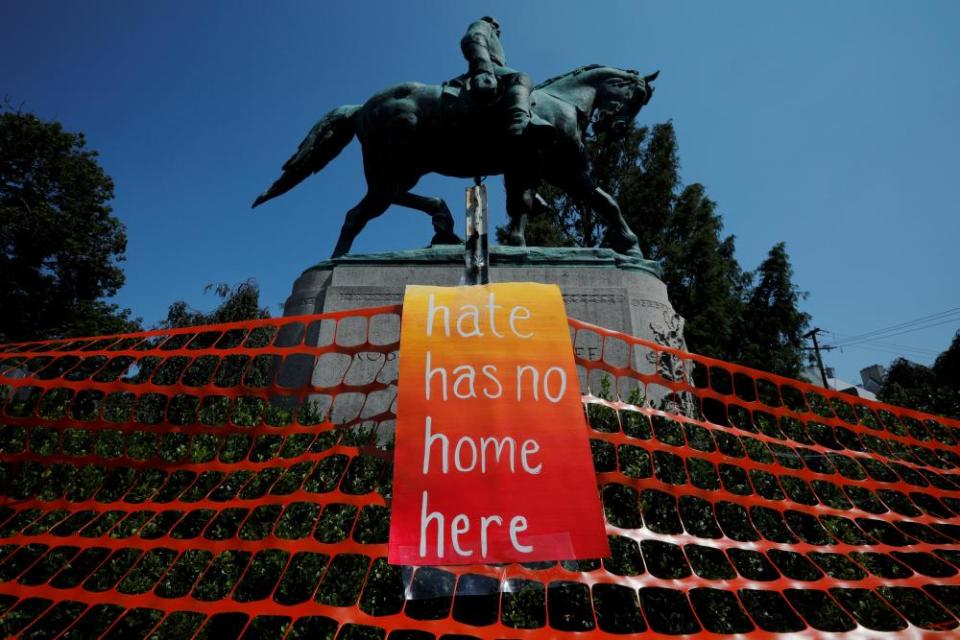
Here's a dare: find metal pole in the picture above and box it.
[804,328,830,389]
[462,179,489,285]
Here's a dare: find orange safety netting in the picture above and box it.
[0,304,959,638]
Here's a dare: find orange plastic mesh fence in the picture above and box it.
[1,304,959,638]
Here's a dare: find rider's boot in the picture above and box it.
[503,73,538,181]
[504,73,533,138]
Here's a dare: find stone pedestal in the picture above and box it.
[279,246,690,434]
[283,246,685,351]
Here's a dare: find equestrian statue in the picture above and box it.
[253,17,659,258]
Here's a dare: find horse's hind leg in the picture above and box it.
[394,192,461,245]
[331,188,395,258]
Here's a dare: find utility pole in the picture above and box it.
[804,327,830,389]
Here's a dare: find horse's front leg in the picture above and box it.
[590,187,641,257]
[502,174,536,247]
[558,169,642,257]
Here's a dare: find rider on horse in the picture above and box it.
[460,16,535,140]
[253,16,659,258]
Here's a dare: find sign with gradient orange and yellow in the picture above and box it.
[388,283,609,565]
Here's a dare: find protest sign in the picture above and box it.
[389,283,609,565]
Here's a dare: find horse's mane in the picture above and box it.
[534,64,604,90]
[534,64,638,90]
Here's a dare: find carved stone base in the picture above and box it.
[283,246,686,351]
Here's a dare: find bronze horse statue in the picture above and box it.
[253,64,658,258]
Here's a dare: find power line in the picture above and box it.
[835,316,960,348]
[840,306,960,341]
[831,306,960,346]
[841,340,939,356]
[829,332,941,356]
[837,342,938,360]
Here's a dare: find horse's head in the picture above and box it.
[592,69,659,137]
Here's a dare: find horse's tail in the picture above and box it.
[252,104,361,208]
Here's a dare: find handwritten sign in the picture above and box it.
[388,283,609,565]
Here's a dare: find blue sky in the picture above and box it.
[4,1,958,382]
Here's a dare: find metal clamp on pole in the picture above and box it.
[461,177,490,285]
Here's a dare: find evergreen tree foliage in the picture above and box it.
[495,206,575,247]
[879,332,960,419]
[498,120,809,374]
[879,359,938,412]
[734,243,810,378]
[935,331,960,390]
[656,183,746,362]
[0,108,140,342]
[160,279,271,329]
[622,123,681,258]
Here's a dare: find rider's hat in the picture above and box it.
[480,16,501,34]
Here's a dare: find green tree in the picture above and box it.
[496,205,575,247]
[655,183,745,360]
[934,331,960,387]
[0,108,139,342]
[734,243,810,377]
[879,332,960,419]
[501,122,744,359]
[160,279,271,329]
[497,121,812,373]
[622,123,682,258]
[614,124,747,360]
[879,359,938,412]
[500,125,655,248]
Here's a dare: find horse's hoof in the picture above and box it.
[602,233,643,259]
[430,232,462,246]
[503,232,526,247]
